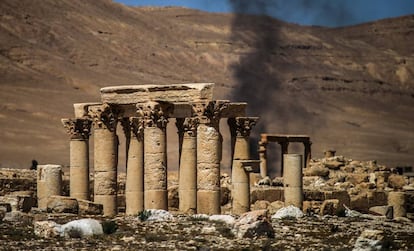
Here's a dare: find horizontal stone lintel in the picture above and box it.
[261,134,311,143]
[100,83,214,104]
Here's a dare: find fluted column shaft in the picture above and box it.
[90,104,119,216]
[258,137,268,178]
[62,118,92,201]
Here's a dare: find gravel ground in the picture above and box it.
[1,212,413,250]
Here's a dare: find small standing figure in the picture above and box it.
[30,159,38,170]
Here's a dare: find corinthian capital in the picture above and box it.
[137,101,173,129]
[121,117,144,140]
[233,117,259,137]
[61,118,92,140]
[176,117,199,137]
[192,100,229,126]
[89,104,119,131]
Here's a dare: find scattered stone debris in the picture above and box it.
[272,206,304,219]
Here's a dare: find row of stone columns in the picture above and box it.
[63,101,258,216]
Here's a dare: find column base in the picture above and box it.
[179,188,197,214]
[125,191,144,215]
[144,190,167,210]
[197,190,220,215]
[94,194,117,216]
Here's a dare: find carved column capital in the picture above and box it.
[121,117,144,140]
[230,117,259,137]
[62,118,92,140]
[192,100,229,126]
[137,101,172,129]
[89,104,119,132]
[177,117,199,137]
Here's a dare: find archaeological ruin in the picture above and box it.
[61,83,260,216]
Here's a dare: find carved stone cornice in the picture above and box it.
[177,117,199,137]
[61,118,92,140]
[233,117,259,137]
[192,100,229,126]
[121,117,144,140]
[89,104,118,132]
[137,101,172,129]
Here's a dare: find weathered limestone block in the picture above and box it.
[251,188,284,204]
[302,201,322,215]
[232,210,274,239]
[350,192,369,213]
[78,199,103,215]
[320,199,340,216]
[304,190,325,201]
[346,173,369,185]
[47,196,79,214]
[367,191,387,208]
[324,160,344,170]
[0,195,34,212]
[304,165,330,177]
[388,174,407,189]
[101,83,214,104]
[267,200,285,215]
[324,190,350,211]
[388,191,406,218]
[37,164,62,210]
[251,200,270,211]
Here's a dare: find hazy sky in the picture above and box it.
[115,0,414,27]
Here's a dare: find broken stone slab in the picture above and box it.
[100,83,214,104]
[320,199,340,216]
[369,205,393,218]
[34,221,62,238]
[47,196,79,214]
[232,209,274,238]
[78,199,103,215]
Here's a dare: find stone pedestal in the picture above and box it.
[90,104,118,216]
[283,154,303,209]
[138,101,171,210]
[62,118,92,201]
[388,191,406,218]
[37,164,62,210]
[123,117,144,215]
[177,118,198,214]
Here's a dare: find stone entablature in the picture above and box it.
[62,83,258,216]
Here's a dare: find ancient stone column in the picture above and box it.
[137,101,172,210]
[283,154,303,209]
[388,191,406,218]
[230,117,259,214]
[37,164,62,210]
[258,136,268,178]
[90,104,119,216]
[177,117,199,214]
[193,101,229,214]
[122,117,144,215]
[62,118,92,201]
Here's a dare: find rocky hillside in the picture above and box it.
[0,0,413,171]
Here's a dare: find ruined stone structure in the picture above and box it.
[37,164,62,210]
[62,83,258,216]
[258,134,311,178]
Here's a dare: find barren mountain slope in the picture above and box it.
[0,0,413,172]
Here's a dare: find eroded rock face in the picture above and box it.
[47,196,79,214]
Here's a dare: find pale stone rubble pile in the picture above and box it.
[251,154,414,220]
